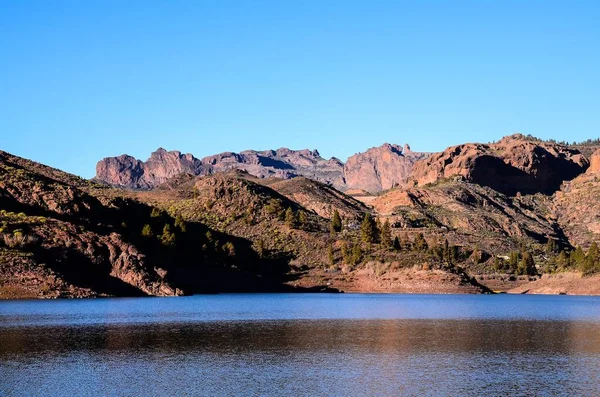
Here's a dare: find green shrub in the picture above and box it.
[2,233,39,248]
[141,224,153,237]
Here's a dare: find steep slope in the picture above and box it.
[96,147,345,190]
[344,143,429,193]
[553,148,600,248]
[138,171,336,269]
[371,181,563,254]
[95,148,203,190]
[0,150,179,297]
[138,171,491,294]
[267,177,369,220]
[0,151,327,298]
[409,134,588,195]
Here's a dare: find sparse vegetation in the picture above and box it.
[360,213,378,244]
[330,209,342,235]
[285,207,298,229]
[1,233,39,248]
[141,224,153,237]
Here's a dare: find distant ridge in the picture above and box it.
[95,143,429,193]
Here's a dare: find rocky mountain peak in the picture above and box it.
[343,143,429,193]
[409,135,588,195]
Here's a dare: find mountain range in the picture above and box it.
[2,133,600,299]
[95,143,428,193]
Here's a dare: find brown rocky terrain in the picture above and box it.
[96,143,432,194]
[369,181,563,253]
[1,149,495,298]
[293,265,488,294]
[1,151,341,298]
[95,148,203,190]
[266,176,368,220]
[508,272,600,295]
[552,148,600,248]
[344,143,429,193]
[5,134,600,298]
[96,147,346,190]
[409,134,588,195]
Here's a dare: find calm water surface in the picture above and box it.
[1,294,600,396]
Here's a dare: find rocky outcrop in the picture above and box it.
[344,143,429,193]
[202,148,346,189]
[95,149,203,190]
[552,149,600,248]
[588,149,600,173]
[409,134,588,195]
[96,148,345,190]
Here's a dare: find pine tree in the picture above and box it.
[518,250,536,276]
[222,241,236,257]
[588,242,599,263]
[413,233,428,251]
[556,250,570,269]
[545,239,558,255]
[255,239,265,258]
[160,224,176,247]
[174,214,187,233]
[328,244,335,267]
[508,251,520,273]
[331,209,342,234]
[582,242,600,275]
[150,207,163,218]
[341,241,350,263]
[351,242,362,265]
[471,245,481,263]
[380,219,392,248]
[298,211,308,229]
[570,246,586,269]
[392,236,401,251]
[400,234,410,251]
[443,239,450,262]
[360,213,378,244]
[493,256,502,271]
[141,224,153,237]
[285,207,298,229]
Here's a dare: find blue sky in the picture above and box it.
[1,0,599,178]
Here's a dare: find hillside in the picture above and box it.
[370,181,563,254]
[267,176,369,220]
[2,151,491,298]
[0,152,329,298]
[5,134,600,298]
[553,149,600,248]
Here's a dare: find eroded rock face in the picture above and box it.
[588,149,600,173]
[409,135,588,195]
[344,143,429,193]
[95,149,203,190]
[96,147,345,190]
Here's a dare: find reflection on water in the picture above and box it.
[1,294,600,396]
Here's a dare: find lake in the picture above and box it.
[1,294,600,396]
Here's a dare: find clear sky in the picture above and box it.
[1,0,599,178]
